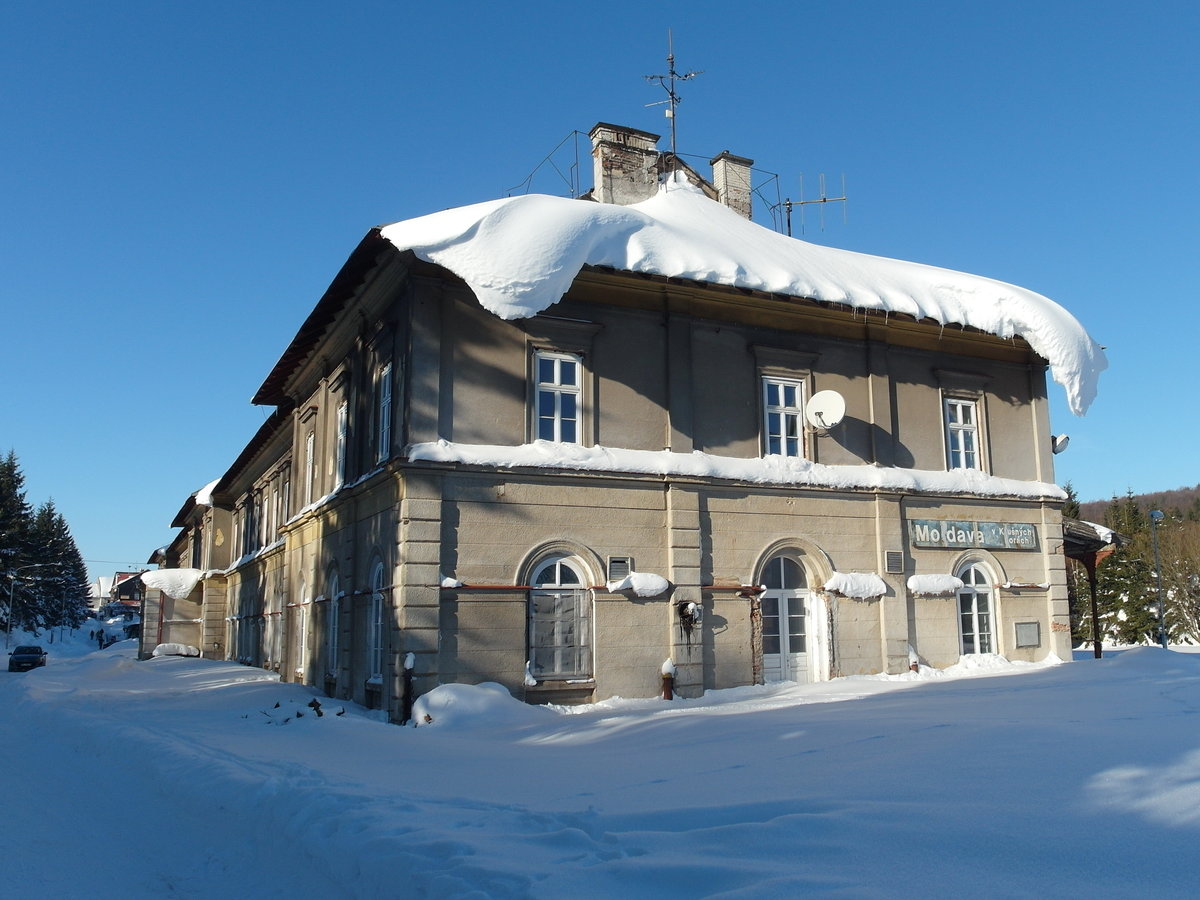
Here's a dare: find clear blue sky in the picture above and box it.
[2,1,1195,581]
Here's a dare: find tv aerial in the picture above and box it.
[806,390,846,431]
[644,29,703,160]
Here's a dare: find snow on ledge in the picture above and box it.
[380,177,1106,415]
[152,643,201,658]
[407,440,1067,501]
[908,574,965,596]
[824,572,888,599]
[141,568,205,600]
[606,572,670,597]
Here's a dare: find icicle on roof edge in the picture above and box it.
[380,176,1107,415]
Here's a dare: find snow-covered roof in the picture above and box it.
[381,176,1106,415]
[194,478,220,508]
[141,568,205,601]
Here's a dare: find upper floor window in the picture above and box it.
[304,431,316,506]
[945,397,981,470]
[762,377,805,458]
[535,351,581,443]
[334,400,348,490]
[375,363,393,463]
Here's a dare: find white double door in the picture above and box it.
[761,588,812,683]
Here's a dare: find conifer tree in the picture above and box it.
[1094,492,1159,644]
[26,500,91,635]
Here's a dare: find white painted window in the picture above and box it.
[304,431,316,507]
[334,400,348,489]
[945,397,981,470]
[368,560,386,679]
[760,555,811,683]
[762,377,805,458]
[957,563,994,654]
[534,351,581,443]
[376,363,393,463]
[528,556,591,679]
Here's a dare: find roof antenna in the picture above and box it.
[644,29,703,162]
[777,174,848,236]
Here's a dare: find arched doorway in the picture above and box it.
[957,562,995,654]
[528,555,592,681]
[760,554,814,683]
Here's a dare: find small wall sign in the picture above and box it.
[909,519,1038,551]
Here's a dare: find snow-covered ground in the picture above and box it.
[4,631,1199,898]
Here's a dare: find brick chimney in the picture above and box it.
[589,123,662,206]
[710,151,754,219]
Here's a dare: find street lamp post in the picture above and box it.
[1149,510,1167,649]
[4,563,58,651]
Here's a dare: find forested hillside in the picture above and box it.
[1068,484,1200,646]
[1078,484,1200,525]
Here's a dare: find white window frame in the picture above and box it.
[957,562,995,655]
[944,396,982,471]
[334,400,348,490]
[534,350,582,444]
[762,376,806,458]
[376,363,393,464]
[528,555,592,680]
[368,560,386,680]
[304,431,316,507]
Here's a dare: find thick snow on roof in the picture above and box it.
[141,567,204,600]
[381,176,1107,415]
[194,478,220,508]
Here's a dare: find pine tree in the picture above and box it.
[1062,482,1081,521]
[1,450,34,571]
[1,450,36,632]
[26,500,91,636]
[1093,492,1160,644]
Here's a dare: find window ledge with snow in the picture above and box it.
[823,572,888,600]
[907,575,965,596]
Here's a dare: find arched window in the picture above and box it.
[957,563,994,654]
[368,560,386,680]
[528,555,591,680]
[325,567,340,677]
[760,555,811,683]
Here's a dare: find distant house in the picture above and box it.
[142,123,1106,720]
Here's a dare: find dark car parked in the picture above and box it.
[8,645,47,672]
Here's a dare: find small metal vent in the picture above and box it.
[607,556,632,580]
[885,551,904,574]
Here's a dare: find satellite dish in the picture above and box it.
[1051,434,1070,454]
[806,390,846,430]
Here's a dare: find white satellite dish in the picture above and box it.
[1051,433,1070,454]
[805,390,846,430]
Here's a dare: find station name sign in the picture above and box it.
[909,519,1038,551]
